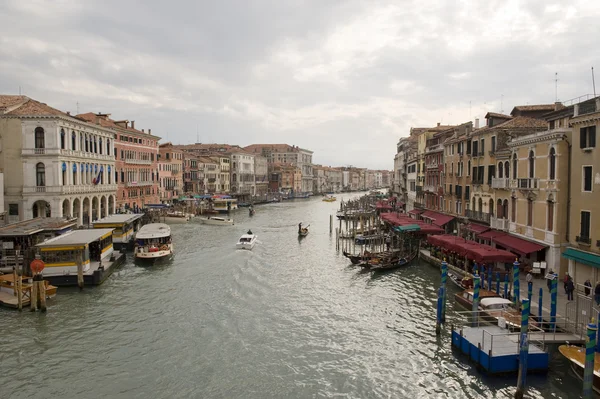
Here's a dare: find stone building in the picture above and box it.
[0,95,116,225]
[158,143,184,203]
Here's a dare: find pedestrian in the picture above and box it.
[585,279,592,296]
[547,270,554,293]
[385,235,391,251]
[566,277,575,301]
[564,273,570,294]
[526,271,533,291]
[595,282,600,306]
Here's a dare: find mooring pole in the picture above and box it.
[472,274,480,327]
[527,279,533,305]
[550,275,557,330]
[513,259,520,307]
[583,321,597,399]
[435,286,443,335]
[504,274,509,299]
[329,214,333,233]
[487,265,492,292]
[496,272,501,295]
[514,299,530,399]
[441,259,448,323]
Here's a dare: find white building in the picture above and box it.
[230,150,255,196]
[0,95,117,225]
[406,158,418,212]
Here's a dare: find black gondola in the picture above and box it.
[370,249,419,271]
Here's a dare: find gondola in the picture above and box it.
[343,250,399,266]
[448,270,473,290]
[370,249,418,271]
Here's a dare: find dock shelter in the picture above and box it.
[427,235,516,264]
[92,214,143,249]
[380,213,445,235]
[36,228,124,286]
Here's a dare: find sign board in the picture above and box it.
[545,273,557,280]
[2,241,14,249]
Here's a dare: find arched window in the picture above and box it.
[478,197,483,213]
[528,150,535,178]
[36,162,45,186]
[99,138,103,154]
[549,147,556,180]
[489,198,494,216]
[106,139,110,155]
[504,161,509,180]
[72,131,77,150]
[232,173,237,183]
[511,196,516,222]
[62,162,67,185]
[547,199,554,231]
[502,199,508,220]
[121,170,124,182]
[80,134,84,152]
[497,198,503,218]
[60,129,65,149]
[93,137,98,153]
[498,162,503,178]
[85,135,89,152]
[512,153,517,179]
[72,163,77,185]
[108,166,111,184]
[35,127,45,149]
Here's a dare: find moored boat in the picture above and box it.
[370,249,418,271]
[164,211,191,224]
[322,195,336,202]
[134,223,173,262]
[559,345,600,394]
[198,216,234,226]
[448,270,473,290]
[236,230,257,250]
[454,288,500,310]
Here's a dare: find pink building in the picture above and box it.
[77,113,160,210]
[158,143,184,203]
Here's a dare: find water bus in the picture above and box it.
[35,228,125,286]
[213,198,238,213]
[134,223,173,262]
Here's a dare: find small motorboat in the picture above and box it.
[249,207,255,216]
[322,196,336,202]
[198,216,234,226]
[236,230,257,250]
[298,227,309,237]
[559,345,600,394]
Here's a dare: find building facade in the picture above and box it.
[0,96,116,225]
[158,143,184,202]
[230,150,255,196]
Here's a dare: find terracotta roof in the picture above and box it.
[76,112,160,139]
[244,144,298,153]
[3,96,69,117]
[0,95,28,110]
[512,104,556,112]
[473,116,546,136]
[485,112,512,119]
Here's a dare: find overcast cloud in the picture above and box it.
[1,0,599,169]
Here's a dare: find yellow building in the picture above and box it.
[562,96,600,284]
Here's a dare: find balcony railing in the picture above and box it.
[426,162,439,170]
[415,186,423,193]
[127,181,153,187]
[424,184,436,192]
[22,148,116,161]
[576,236,592,245]
[511,178,540,190]
[124,159,152,165]
[491,178,510,189]
[490,216,509,231]
[23,184,118,195]
[465,209,491,223]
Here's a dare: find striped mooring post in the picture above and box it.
[435,287,443,335]
[487,265,492,292]
[473,262,478,277]
[515,299,530,399]
[472,273,480,327]
[583,321,597,399]
[504,274,509,299]
[527,279,533,305]
[513,259,520,307]
[441,259,448,323]
[496,272,501,295]
[550,275,558,330]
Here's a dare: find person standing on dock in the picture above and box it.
[585,279,592,296]
[385,235,391,251]
[563,273,570,294]
[566,277,574,301]
[547,270,554,293]
[595,282,600,306]
[526,271,533,291]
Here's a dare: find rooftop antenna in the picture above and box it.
[500,94,504,114]
[76,101,80,114]
[196,126,199,144]
[555,72,559,102]
[592,67,597,97]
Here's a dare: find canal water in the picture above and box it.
[0,194,585,398]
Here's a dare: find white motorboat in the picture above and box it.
[164,211,191,224]
[134,223,173,261]
[198,216,234,226]
[236,231,257,250]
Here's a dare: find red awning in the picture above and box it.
[492,234,547,256]
[466,223,490,234]
[427,234,516,263]
[421,211,455,227]
[478,230,508,240]
[408,209,424,215]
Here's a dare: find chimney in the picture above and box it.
[554,101,562,111]
[131,121,135,129]
[437,122,440,127]
[475,118,480,129]
[149,129,152,135]
[142,129,145,133]
[66,111,70,115]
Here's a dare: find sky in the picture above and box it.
[1,0,599,170]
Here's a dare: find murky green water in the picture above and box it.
[0,194,584,398]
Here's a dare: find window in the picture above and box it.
[34,127,45,148]
[547,200,554,231]
[467,160,471,176]
[72,132,76,150]
[580,211,591,240]
[480,139,485,155]
[467,140,472,155]
[449,184,453,195]
[583,166,593,192]
[478,166,484,184]
[498,162,503,178]
[549,148,556,180]
[107,139,110,154]
[472,140,478,157]
[505,161,510,180]
[60,129,65,149]
[465,185,470,199]
[121,150,124,160]
[487,165,495,185]
[36,162,46,186]
[580,126,597,148]
[8,204,18,216]
[511,196,516,222]
[62,162,67,185]
[512,153,517,179]
[527,199,533,226]
[491,136,496,153]
[528,151,535,178]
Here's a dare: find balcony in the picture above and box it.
[415,186,423,193]
[426,144,443,153]
[491,178,510,189]
[424,184,436,192]
[124,159,152,165]
[23,184,118,195]
[465,209,491,223]
[426,162,439,170]
[22,148,116,161]
[511,178,540,190]
[490,216,509,231]
[171,170,180,175]
[127,181,153,187]
[414,202,424,209]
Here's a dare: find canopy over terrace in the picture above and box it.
[381,213,444,235]
[427,234,516,264]
[375,200,393,211]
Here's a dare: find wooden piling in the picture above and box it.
[329,214,333,233]
[16,274,22,311]
[39,280,47,312]
[12,267,17,296]
[30,277,38,311]
[77,252,84,290]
